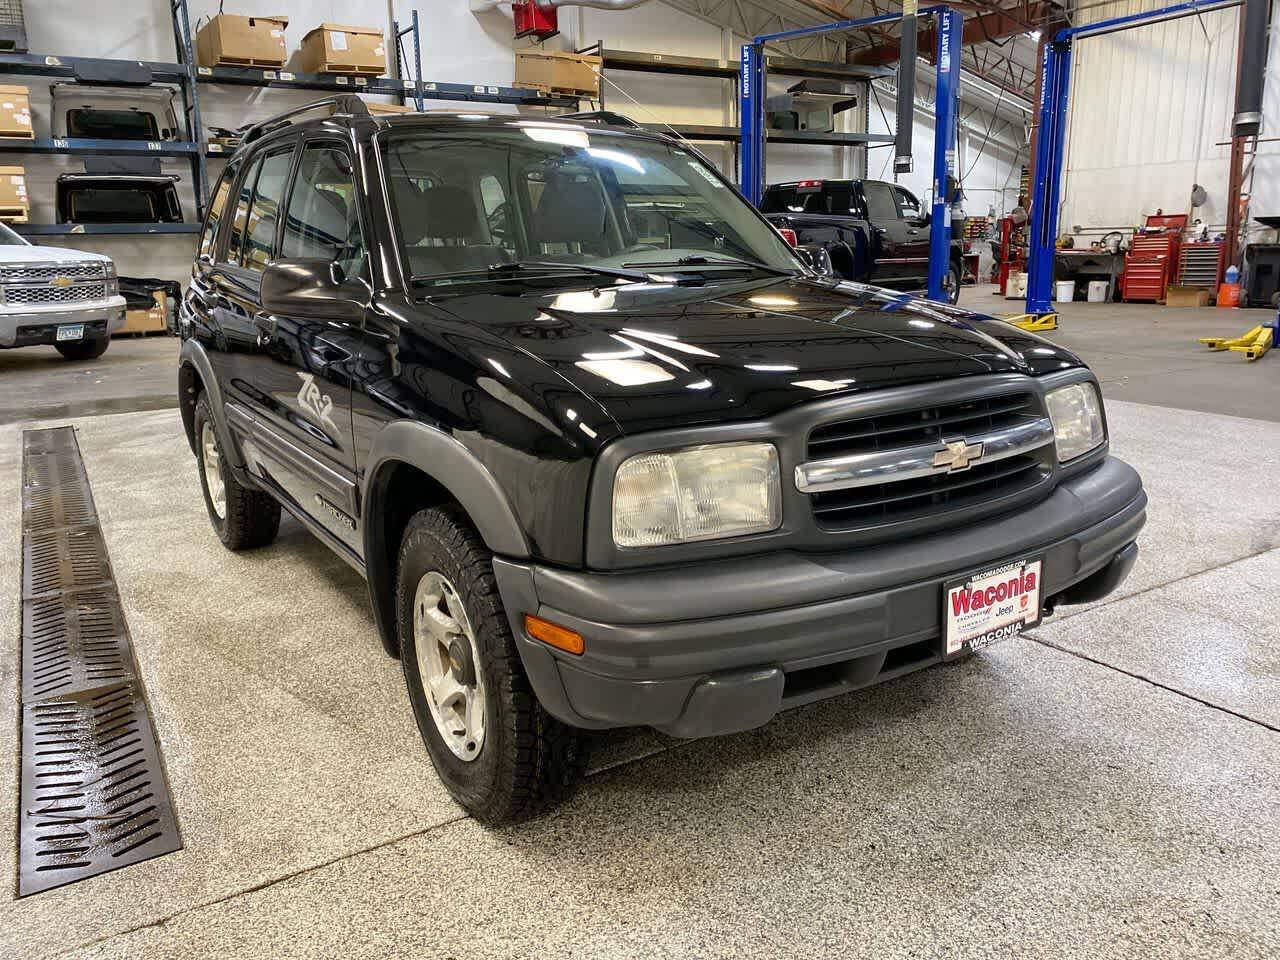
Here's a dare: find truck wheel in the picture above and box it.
[944,262,962,304]
[193,393,280,550]
[396,504,588,823]
[55,337,110,361]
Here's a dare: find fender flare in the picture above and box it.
[178,338,245,470]
[361,420,532,656]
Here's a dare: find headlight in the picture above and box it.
[1046,382,1105,461]
[612,441,781,547]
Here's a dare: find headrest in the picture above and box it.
[533,174,606,245]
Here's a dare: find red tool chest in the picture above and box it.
[1122,213,1187,302]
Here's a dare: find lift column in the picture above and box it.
[927,9,962,301]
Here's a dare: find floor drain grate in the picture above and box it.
[17,426,181,896]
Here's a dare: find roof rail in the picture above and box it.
[555,110,640,128]
[242,95,372,146]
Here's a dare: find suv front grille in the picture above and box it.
[5,282,107,306]
[803,391,1054,532]
[0,263,104,283]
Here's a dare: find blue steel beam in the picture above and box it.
[1025,39,1071,316]
[754,7,947,44]
[927,10,962,302]
[1056,0,1239,42]
[739,41,765,205]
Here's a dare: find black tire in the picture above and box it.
[55,336,110,361]
[396,504,588,823]
[193,393,280,550]
[945,261,963,305]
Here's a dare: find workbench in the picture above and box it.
[1055,250,1125,301]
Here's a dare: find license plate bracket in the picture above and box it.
[55,323,85,342]
[942,556,1043,660]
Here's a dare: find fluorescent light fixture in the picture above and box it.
[522,125,590,148]
[748,295,798,308]
[791,378,855,391]
[686,379,713,390]
[580,422,598,439]
[586,147,644,173]
[907,319,935,329]
[619,328,718,357]
[488,358,511,378]
[746,364,799,372]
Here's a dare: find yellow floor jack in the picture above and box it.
[1003,312,1059,333]
[1197,323,1274,361]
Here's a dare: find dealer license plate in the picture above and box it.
[942,557,1042,659]
[55,324,84,342]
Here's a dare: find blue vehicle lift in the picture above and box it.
[739,6,964,302]
[1017,0,1244,331]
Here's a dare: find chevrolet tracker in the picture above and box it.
[177,98,1146,822]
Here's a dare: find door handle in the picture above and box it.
[907,228,921,235]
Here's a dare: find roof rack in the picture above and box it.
[241,95,372,146]
[554,110,640,128]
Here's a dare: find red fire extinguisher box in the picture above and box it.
[513,2,559,39]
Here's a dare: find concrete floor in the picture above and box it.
[2,298,1279,958]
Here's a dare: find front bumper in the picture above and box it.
[0,297,127,347]
[494,455,1146,738]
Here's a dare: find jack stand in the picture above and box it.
[1198,325,1273,361]
[1004,312,1059,332]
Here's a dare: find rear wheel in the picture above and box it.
[193,394,280,550]
[55,337,109,361]
[943,261,962,304]
[397,505,588,823]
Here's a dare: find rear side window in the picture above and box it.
[240,147,294,271]
[199,159,239,260]
[862,181,899,221]
[66,108,159,140]
[281,143,366,280]
[225,154,263,265]
[822,183,854,215]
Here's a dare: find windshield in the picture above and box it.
[381,123,801,281]
[0,220,28,245]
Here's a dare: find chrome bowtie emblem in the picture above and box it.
[51,275,73,287]
[933,438,984,473]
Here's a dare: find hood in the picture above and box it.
[426,275,1082,436]
[0,245,111,264]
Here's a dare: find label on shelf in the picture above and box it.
[355,77,367,87]
[45,56,62,66]
[147,142,160,151]
[264,71,277,80]
[198,66,211,76]
[404,80,414,89]
[336,76,349,86]
[280,71,295,81]
[425,83,437,92]
[52,138,68,149]
[487,86,498,94]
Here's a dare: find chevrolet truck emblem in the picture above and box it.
[933,438,984,473]
[52,276,74,287]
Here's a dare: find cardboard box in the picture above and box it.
[366,101,416,116]
[0,164,28,220]
[1165,284,1211,307]
[299,24,386,76]
[514,49,601,97]
[0,85,32,139]
[117,291,168,336]
[196,13,289,68]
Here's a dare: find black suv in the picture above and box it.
[179,98,1146,822]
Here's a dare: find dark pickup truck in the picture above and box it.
[762,178,964,303]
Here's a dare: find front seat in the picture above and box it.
[396,183,506,275]
[531,173,610,256]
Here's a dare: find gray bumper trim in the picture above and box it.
[0,302,126,347]
[493,455,1146,737]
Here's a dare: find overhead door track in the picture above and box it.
[17,426,181,897]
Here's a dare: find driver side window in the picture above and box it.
[892,186,924,221]
[281,143,367,281]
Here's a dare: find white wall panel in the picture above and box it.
[1060,0,1243,237]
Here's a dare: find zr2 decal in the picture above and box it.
[296,372,338,434]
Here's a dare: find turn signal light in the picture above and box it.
[524,614,584,655]
[778,228,798,247]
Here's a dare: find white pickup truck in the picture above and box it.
[0,221,125,360]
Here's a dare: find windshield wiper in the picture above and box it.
[621,254,794,276]
[411,260,655,286]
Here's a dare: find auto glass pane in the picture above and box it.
[383,126,798,278]
[823,183,853,215]
[760,187,799,213]
[199,159,238,259]
[67,187,156,222]
[281,145,367,280]
[893,186,922,219]
[241,148,293,271]
[66,109,159,140]
[862,181,899,221]
[225,155,262,265]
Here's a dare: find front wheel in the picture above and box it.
[193,394,280,550]
[397,505,588,823]
[55,337,109,361]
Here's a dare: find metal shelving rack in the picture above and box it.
[0,0,207,237]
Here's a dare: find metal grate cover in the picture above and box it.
[18,427,180,896]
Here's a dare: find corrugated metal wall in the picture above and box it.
[1061,0,1243,237]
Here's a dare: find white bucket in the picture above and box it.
[1087,280,1109,303]
[1055,280,1076,302]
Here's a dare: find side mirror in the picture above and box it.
[260,258,367,323]
[915,210,932,226]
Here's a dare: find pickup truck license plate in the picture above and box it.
[56,324,84,342]
[942,557,1042,659]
